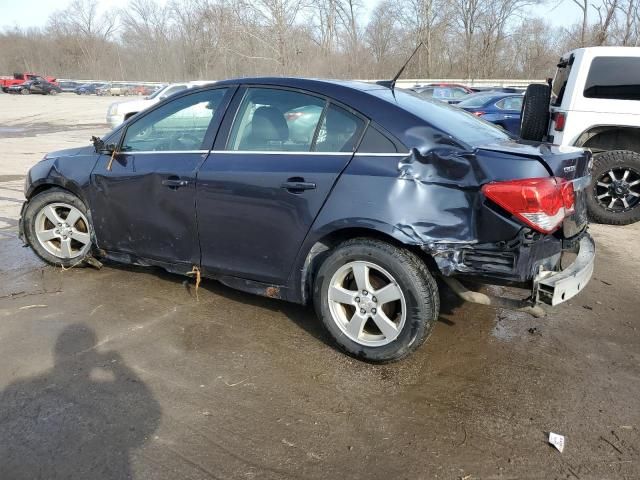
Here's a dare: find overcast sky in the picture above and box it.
[0,0,582,30]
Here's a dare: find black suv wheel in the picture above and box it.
[587,150,640,225]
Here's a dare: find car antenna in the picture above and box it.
[377,42,424,93]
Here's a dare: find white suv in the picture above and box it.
[106,81,214,128]
[521,47,640,225]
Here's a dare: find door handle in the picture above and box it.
[281,178,316,193]
[162,177,189,188]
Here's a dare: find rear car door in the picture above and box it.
[196,86,366,284]
[89,87,232,269]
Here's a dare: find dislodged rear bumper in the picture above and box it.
[535,233,595,306]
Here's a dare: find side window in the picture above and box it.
[358,125,401,154]
[584,56,640,101]
[122,88,227,152]
[314,104,365,152]
[227,88,325,152]
[495,96,523,110]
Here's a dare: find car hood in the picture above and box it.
[44,146,92,159]
[115,98,156,112]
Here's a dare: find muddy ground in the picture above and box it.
[0,93,639,479]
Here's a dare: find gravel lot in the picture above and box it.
[1,92,639,479]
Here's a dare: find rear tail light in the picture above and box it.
[482,177,575,233]
[552,111,566,131]
[285,112,305,121]
[473,111,485,117]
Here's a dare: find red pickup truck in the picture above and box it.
[1,73,58,93]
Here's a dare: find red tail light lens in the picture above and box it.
[482,177,575,233]
[473,111,485,117]
[553,112,566,131]
[285,112,305,121]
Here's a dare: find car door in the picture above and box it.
[31,81,43,94]
[495,96,524,134]
[88,87,233,269]
[196,86,366,284]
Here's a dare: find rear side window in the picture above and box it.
[358,126,400,153]
[495,96,523,110]
[315,104,365,152]
[584,56,640,100]
[552,56,573,106]
[227,87,325,152]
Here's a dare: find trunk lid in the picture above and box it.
[477,141,591,238]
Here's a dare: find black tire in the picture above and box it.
[586,150,640,225]
[313,238,440,363]
[23,188,94,267]
[20,88,30,95]
[49,89,58,96]
[520,83,551,141]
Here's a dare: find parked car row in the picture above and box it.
[74,82,160,96]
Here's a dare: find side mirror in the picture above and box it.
[99,144,117,155]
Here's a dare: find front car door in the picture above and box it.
[196,86,366,285]
[89,87,233,270]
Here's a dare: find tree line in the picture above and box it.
[0,0,638,82]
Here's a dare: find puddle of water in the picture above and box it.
[0,127,26,134]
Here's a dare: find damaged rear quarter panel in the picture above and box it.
[290,146,554,300]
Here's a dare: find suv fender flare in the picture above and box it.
[574,125,640,154]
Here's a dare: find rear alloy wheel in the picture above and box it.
[587,150,640,225]
[23,189,93,267]
[314,238,439,362]
[49,89,58,96]
[520,83,551,141]
[21,88,30,95]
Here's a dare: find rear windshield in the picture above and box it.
[457,93,494,108]
[584,56,640,101]
[552,56,573,106]
[393,90,510,147]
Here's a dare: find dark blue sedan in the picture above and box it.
[19,77,594,362]
[456,92,524,135]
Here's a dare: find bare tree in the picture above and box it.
[593,0,620,45]
[571,0,590,46]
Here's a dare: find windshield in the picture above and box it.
[457,93,494,108]
[393,90,510,146]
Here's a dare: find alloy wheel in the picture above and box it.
[34,202,91,259]
[594,167,640,212]
[327,260,406,347]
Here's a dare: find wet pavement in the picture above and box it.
[1,94,639,479]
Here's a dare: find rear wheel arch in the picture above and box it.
[298,227,438,305]
[576,126,640,154]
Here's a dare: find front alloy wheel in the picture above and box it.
[34,203,91,259]
[23,188,94,267]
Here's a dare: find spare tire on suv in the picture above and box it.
[520,84,551,141]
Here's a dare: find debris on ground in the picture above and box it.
[548,432,565,453]
[18,304,47,310]
[528,327,541,335]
